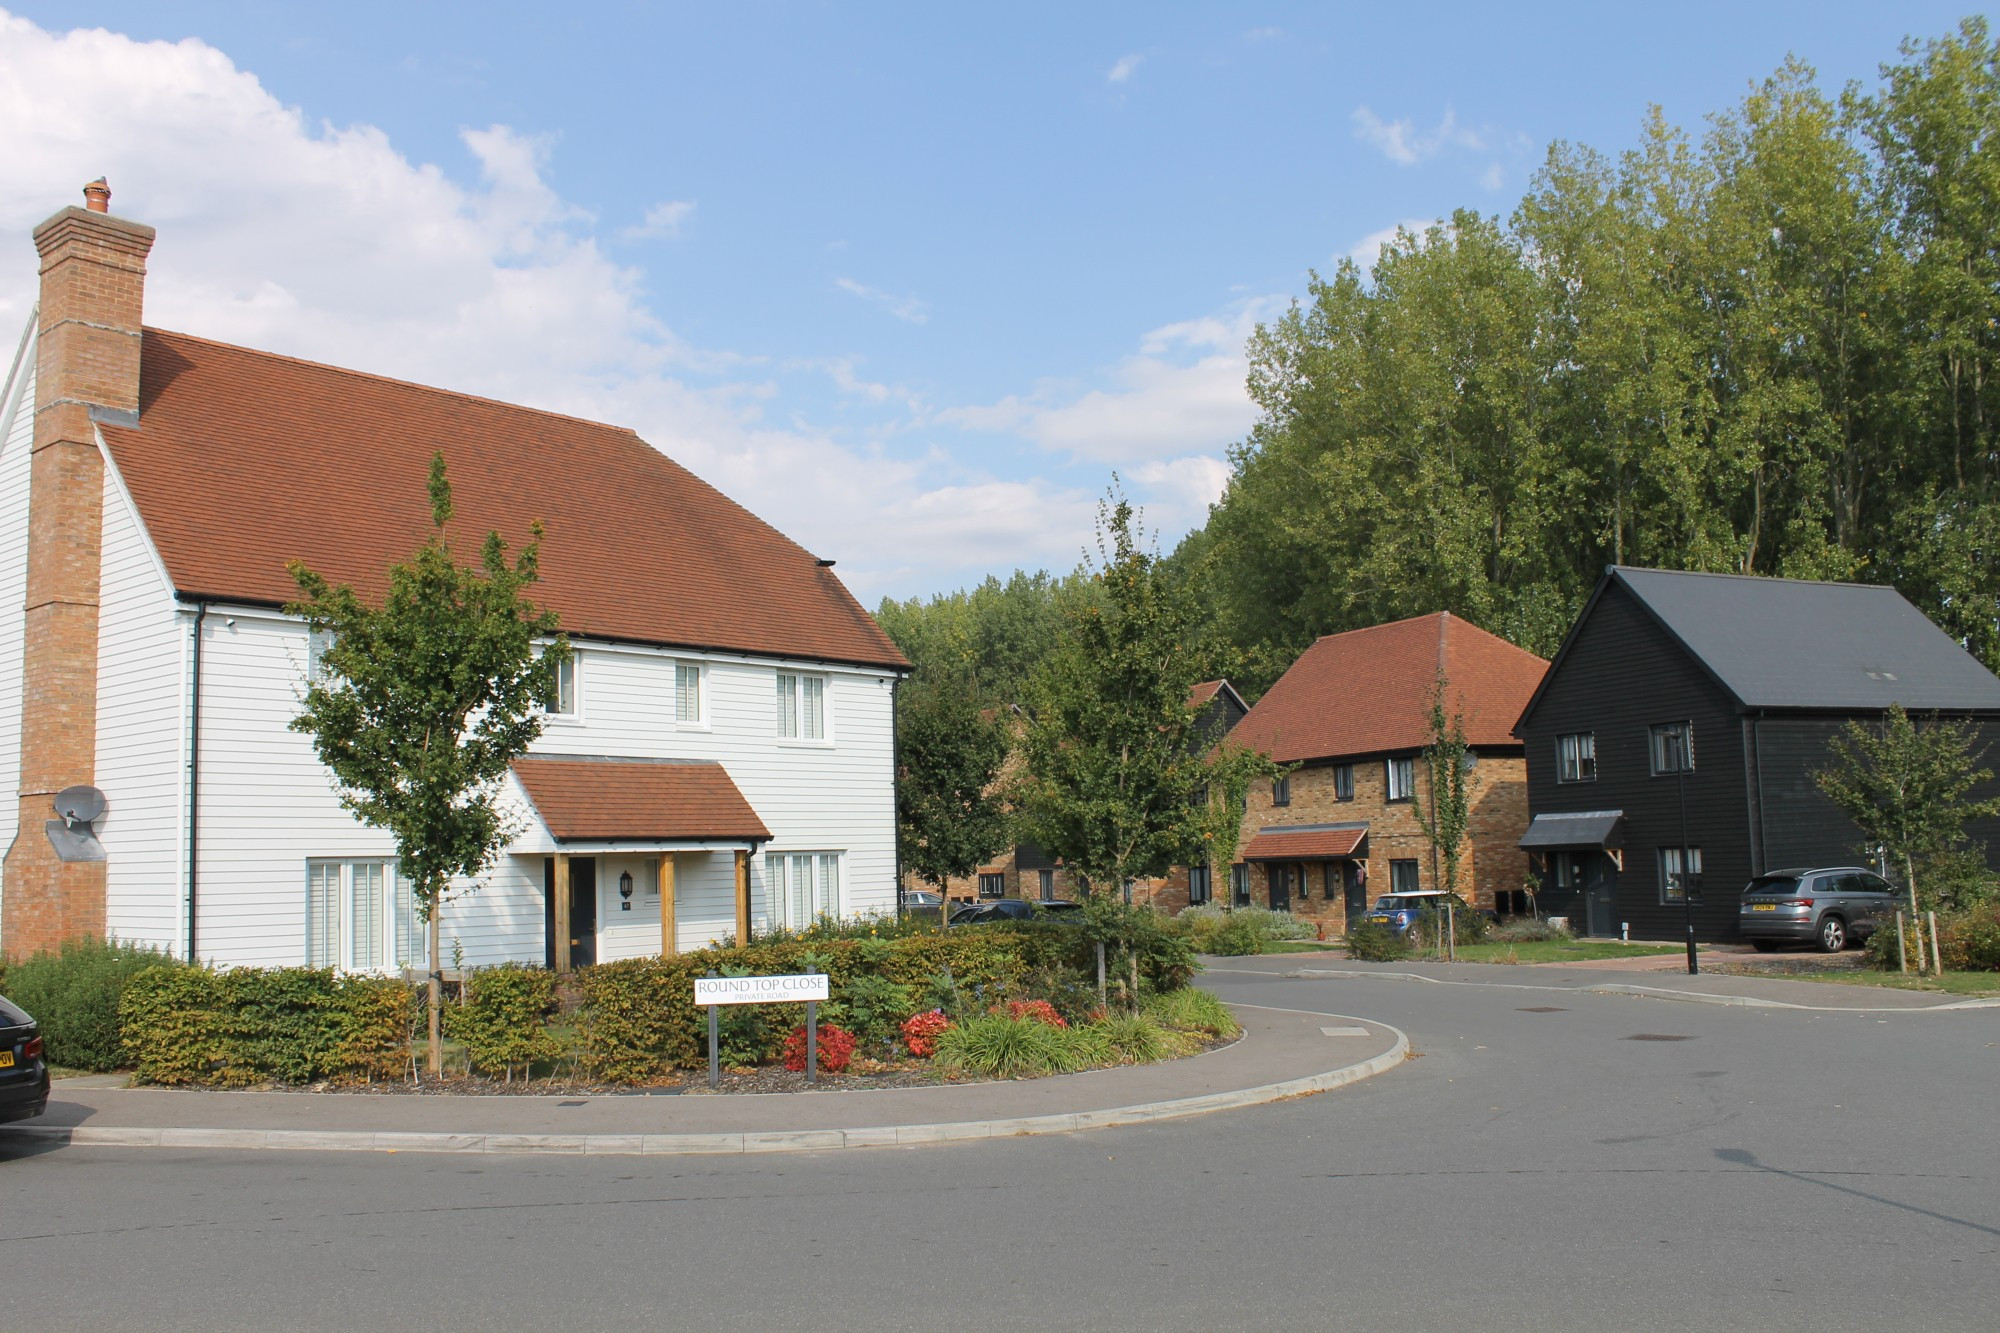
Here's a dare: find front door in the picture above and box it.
[1343,861,1368,925]
[1266,863,1291,912]
[569,857,598,967]
[1583,854,1616,938]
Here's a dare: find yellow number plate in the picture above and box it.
[0,1049,13,1068]
[1750,903,1777,911]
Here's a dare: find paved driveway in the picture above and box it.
[2,962,1994,1331]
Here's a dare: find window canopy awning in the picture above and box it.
[512,756,771,844]
[1242,823,1367,861]
[1519,810,1625,850]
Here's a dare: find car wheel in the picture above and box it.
[1751,939,1778,953]
[1816,916,1846,954]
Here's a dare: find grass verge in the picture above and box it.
[1725,969,2000,997]
[1450,940,1692,965]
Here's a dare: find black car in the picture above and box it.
[0,995,49,1124]
[947,899,1085,926]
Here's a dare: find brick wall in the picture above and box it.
[2,199,154,961]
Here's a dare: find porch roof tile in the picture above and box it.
[512,756,771,843]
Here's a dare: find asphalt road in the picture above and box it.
[3,962,1995,1332]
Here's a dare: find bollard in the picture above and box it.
[806,999,819,1085]
[706,969,721,1088]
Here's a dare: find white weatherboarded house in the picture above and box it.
[0,183,907,971]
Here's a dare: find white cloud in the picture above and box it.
[1351,104,1486,166]
[1480,163,1504,191]
[1107,53,1143,84]
[623,198,695,240]
[1243,26,1284,41]
[1343,218,1438,272]
[834,276,929,324]
[938,298,1281,466]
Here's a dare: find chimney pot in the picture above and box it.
[82,177,111,213]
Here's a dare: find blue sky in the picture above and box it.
[1,3,1984,604]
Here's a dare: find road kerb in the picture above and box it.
[0,1016,1408,1159]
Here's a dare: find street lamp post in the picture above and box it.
[1677,760,1698,976]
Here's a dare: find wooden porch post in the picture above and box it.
[734,848,751,944]
[554,852,572,974]
[659,853,677,958]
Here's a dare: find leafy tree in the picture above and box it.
[1413,673,1474,904]
[895,663,1012,914]
[1012,494,1276,902]
[288,453,566,1074]
[1814,704,2000,918]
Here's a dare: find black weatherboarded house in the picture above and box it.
[1514,567,2000,942]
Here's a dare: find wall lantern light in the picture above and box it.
[619,870,634,910]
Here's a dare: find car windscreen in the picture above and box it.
[1744,876,1804,897]
[0,995,31,1027]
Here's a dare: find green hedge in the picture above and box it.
[445,964,563,1078]
[0,938,182,1071]
[120,965,415,1086]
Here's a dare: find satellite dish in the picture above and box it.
[55,784,106,827]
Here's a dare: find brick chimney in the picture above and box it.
[2,181,155,960]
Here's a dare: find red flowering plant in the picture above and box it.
[783,1023,858,1074]
[900,1010,952,1057]
[1002,999,1068,1029]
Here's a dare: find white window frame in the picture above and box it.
[546,651,581,722]
[305,627,335,684]
[1386,755,1416,802]
[1557,732,1597,783]
[765,851,843,930]
[674,661,707,727]
[775,670,829,742]
[1659,846,1704,903]
[305,858,419,972]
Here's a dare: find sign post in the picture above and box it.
[693,972,832,1089]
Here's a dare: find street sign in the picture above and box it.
[694,973,830,1006]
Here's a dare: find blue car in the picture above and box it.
[1363,891,1480,935]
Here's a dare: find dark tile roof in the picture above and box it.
[511,756,770,842]
[1610,568,2000,712]
[1242,823,1367,860]
[1228,612,1548,763]
[102,329,908,671]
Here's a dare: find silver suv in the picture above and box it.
[1737,867,1896,953]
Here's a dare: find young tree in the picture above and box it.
[288,453,566,1074]
[1012,495,1275,904]
[896,665,1012,918]
[1414,672,1474,903]
[1814,704,2000,917]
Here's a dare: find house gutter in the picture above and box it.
[891,675,904,921]
[184,602,207,961]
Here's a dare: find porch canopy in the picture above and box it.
[1242,822,1367,861]
[1519,810,1625,850]
[511,756,771,846]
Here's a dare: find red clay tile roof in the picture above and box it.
[512,757,770,842]
[1229,613,1547,763]
[1242,824,1367,861]
[1188,680,1224,708]
[102,329,908,670]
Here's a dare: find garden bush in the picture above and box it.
[444,964,562,1080]
[933,1012,1087,1078]
[1094,1013,1170,1063]
[0,937,182,1072]
[1408,904,1491,951]
[1490,917,1571,944]
[1866,903,2000,972]
[782,1022,858,1073]
[901,1009,951,1056]
[1344,918,1411,962]
[1178,904,1313,955]
[120,965,414,1086]
[1143,987,1240,1038]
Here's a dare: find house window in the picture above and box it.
[547,653,579,718]
[765,851,842,930]
[777,672,826,739]
[1557,732,1597,783]
[1390,859,1421,894]
[306,628,335,683]
[1038,868,1056,899]
[1230,863,1251,907]
[306,858,418,971]
[978,872,1005,899]
[1650,722,1694,775]
[1272,776,1291,807]
[1188,865,1212,906]
[675,663,703,724]
[1333,764,1354,801]
[1386,756,1416,803]
[1659,846,1704,903]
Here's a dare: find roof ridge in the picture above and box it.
[1614,565,1893,594]
[141,326,647,439]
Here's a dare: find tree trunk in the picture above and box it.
[427,906,443,1075]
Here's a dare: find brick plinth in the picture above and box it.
[1,192,153,961]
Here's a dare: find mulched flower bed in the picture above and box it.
[1705,952,1872,976]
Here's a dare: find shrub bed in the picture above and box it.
[120,965,414,1086]
[1177,904,1314,956]
[0,937,182,1071]
[1865,902,2000,972]
[1344,918,1411,962]
[444,964,563,1080]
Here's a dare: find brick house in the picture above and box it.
[1218,613,1547,935]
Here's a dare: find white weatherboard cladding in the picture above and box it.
[96,457,185,951]
[0,360,31,902]
[187,620,896,968]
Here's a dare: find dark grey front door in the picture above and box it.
[1584,854,1617,938]
[569,857,598,967]
[1343,862,1368,924]
[1267,863,1291,912]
